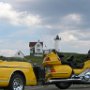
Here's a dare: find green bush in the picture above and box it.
[58,52,87,63]
[0,56,27,62]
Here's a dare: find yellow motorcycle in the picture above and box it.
[43,50,90,89]
[0,50,90,90]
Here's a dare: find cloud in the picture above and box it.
[58,30,90,53]
[15,0,33,3]
[59,31,78,42]
[61,14,82,26]
[0,39,29,57]
[54,13,82,31]
[59,30,90,42]
[0,1,89,56]
[0,2,41,26]
[0,49,16,57]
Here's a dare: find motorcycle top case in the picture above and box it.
[43,52,61,66]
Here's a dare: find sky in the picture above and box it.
[0,0,90,56]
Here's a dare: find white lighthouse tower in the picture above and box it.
[54,35,61,52]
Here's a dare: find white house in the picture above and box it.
[29,41,43,56]
[14,51,24,58]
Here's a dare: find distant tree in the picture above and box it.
[87,49,90,59]
[88,49,90,54]
[0,56,6,60]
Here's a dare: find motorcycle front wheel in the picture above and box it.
[55,82,72,89]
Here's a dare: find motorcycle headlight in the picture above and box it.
[85,72,90,76]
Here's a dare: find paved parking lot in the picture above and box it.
[0,84,90,90]
[25,85,90,90]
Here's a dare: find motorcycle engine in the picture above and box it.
[83,72,90,81]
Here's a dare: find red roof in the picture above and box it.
[29,42,43,47]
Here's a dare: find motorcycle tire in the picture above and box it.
[55,82,72,89]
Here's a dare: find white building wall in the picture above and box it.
[14,51,24,58]
[35,42,43,53]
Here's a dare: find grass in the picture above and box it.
[25,55,43,65]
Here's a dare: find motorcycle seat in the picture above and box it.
[62,56,84,69]
[69,61,84,69]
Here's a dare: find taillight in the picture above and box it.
[45,67,56,73]
[45,57,50,61]
[51,68,56,73]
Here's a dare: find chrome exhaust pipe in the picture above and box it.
[47,78,82,83]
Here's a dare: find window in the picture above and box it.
[18,52,20,55]
[37,44,40,47]
[37,49,40,52]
